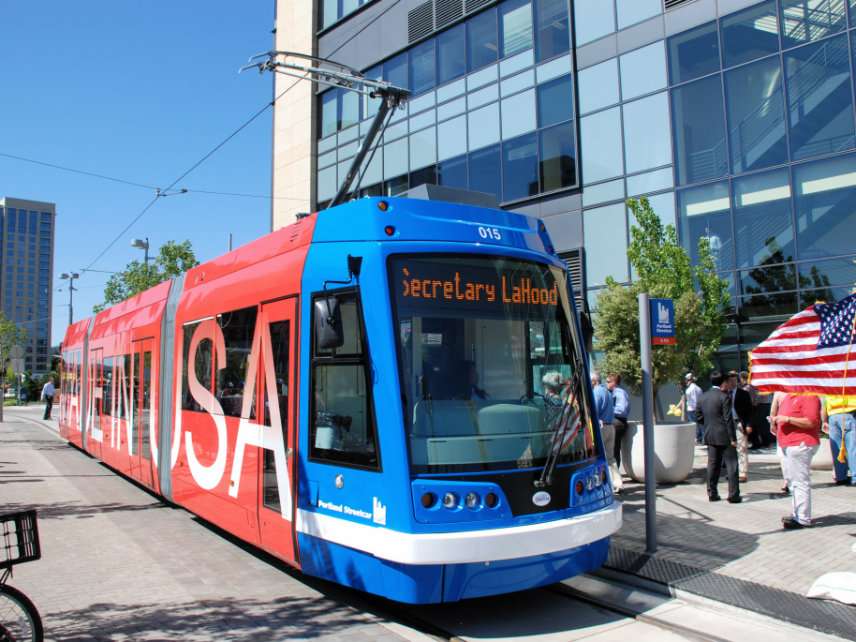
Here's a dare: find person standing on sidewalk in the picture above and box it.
[591,372,621,493]
[682,373,703,444]
[822,394,856,486]
[696,371,741,503]
[729,371,753,482]
[40,377,55,420]
[607,373,630,472]
[772,393,822,529]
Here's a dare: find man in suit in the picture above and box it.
[696,371,741,503]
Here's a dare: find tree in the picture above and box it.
[94,240,199,312]
[593,197,730,403]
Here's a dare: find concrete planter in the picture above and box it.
[621,421,696,484]
[811,439,834,471]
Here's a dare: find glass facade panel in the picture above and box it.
[627,167,673,196]
[616,0,661,29]
[410,127,437,170]
[438,154,468,190]
[469,144,502,200]
[581,107,623,184]
[503,133,539,200]
[620,41,667,101]
[534,0,569,62]
[793,152,856,260]
[410,39,436,94]
[678,181,734,271]
[468,102,501,150]
[500,88,537,139]
[725,56,787,174]
[340,90,360,130]
[539,123,575,192]
[384,53,408,91]
[438,24,466,84]
[732,168,794,268]
[537,74,573,127]
[667,22,721,85]
[500,0,533,58]
[584,204,628,286]
[623,92,672,174]
[318,166,337,202]
[785,34,855,161]
[721,0,779,68]
[383,138,408,180]
[780,0,847,48]
[574,0,615,46]
[468,8,499,71]
[579,58,619,114]
[321,91,337,138]
[646,192,677,229]
[438,115,467,161]
[672,74,728,185]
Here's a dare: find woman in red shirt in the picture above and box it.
[771,394,822,529]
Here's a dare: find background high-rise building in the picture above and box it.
[272,0,856,372]
[0,197,55,374]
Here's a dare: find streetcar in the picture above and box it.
[58,196,621,604]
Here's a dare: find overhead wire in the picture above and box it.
[82,74,306,272]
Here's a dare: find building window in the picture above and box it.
[581,107,623,184]
[785,35,855,161]
[732,168,794,268]
[667,22,720,85]
[539,123,575,192]
[678,180,734,272]
[780,0,847,49]
[724,56,787,174]
[574,0,615,46]
[438,154,468,190]
[793,152,856,260]
[500,0,533,59]
[469,144,502,199]
[671,74,728,185]
[409,39,436,94]
[534,0,569,62]
[502,132,539,201]
[536,74,573,127]
[720,0,779,69]
[467,8,499,72]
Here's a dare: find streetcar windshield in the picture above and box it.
[390,255,596,474]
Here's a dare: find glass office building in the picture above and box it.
[297,0,856,370]
[0,198,56,374]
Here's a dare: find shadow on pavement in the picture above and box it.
[2,500,168,520]
[45,595,377,641]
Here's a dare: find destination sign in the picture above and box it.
[392,257,563,317]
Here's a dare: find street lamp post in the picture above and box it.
[59,272,80,327]
[131,237,150,265]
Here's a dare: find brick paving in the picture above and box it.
[0,407,411,642]
[610,443,856,638]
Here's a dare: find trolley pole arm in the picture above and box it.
[330,88,407,207]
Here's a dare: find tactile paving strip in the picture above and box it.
[606,546,856,640]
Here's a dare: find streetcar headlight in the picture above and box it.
[421,492,436,508]
[600,467,608,485]
[465,492,480,509]
[575,480,584,495]
[485,492,499,508]
[442,492,458,509]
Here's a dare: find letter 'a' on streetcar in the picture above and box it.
[58,195,621,604]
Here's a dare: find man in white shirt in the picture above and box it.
[684,373,703,444]
[41,377,55,420]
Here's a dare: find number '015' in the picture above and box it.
[478,227,502,241]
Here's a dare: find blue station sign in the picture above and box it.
[650,298,676,346]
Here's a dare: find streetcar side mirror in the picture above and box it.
[315,296,344,350]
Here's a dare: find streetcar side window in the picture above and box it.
[215,306,258,419]
[181,321,210,413]
[103,357,114,417]
[309,291,380,470]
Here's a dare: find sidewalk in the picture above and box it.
[608,444,856,639]
[0,407,412,642]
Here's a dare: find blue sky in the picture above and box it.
[0,1,277,345]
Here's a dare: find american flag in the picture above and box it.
[750,293,856,396]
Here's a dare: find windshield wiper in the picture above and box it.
[535,366,585,488]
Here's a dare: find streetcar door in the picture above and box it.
[257,298,298,564]
[88,348,104,459]
[131,338,155,488]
